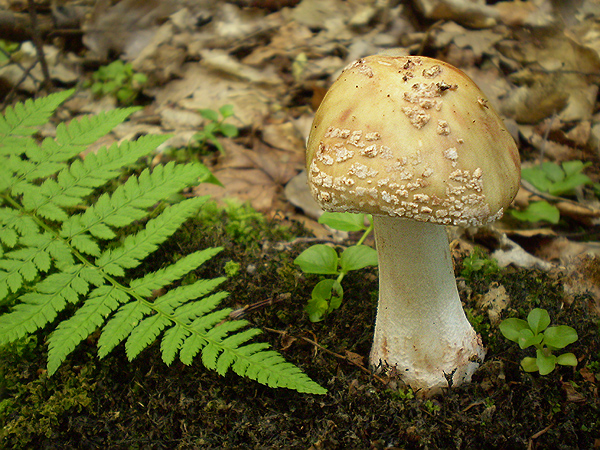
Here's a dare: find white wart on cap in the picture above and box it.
[307,55,521,227]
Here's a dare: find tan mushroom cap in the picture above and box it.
[306,55,521,227]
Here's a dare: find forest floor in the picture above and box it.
[0,0,599,448]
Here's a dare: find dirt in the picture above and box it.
[1,214,598,449]
[1,1,600,448]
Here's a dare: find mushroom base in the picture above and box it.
[369,216,486,395]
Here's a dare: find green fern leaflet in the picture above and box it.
[0,90,326,395]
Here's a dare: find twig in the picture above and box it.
[0,43,44,109]
[27,0,52,92]
[0,59,42,109]
[229,295,287,319]
[537,114,558,165]
[264,326,388,385]
[419,406,453,429]
[527,423,553,449]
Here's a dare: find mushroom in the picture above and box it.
[306,55,520,394]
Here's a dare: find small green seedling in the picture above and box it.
[294,212,377,322]
[88,60,148,105]
[0,39,19,63]
[193,105,239,154]
[197,199,268,247]
[500,308,578,375]
[512,160,592,224]
[461,247,499,279]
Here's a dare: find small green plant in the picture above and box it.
[423,399,441,415]
[88,60,148,105]
[388,387,415,401]
[224,260,241,278]
[192,105,239,154]
[461,247,499,279]
[512,161,592,224]
[294,212,377,322]
[465,308,490,337]
[0,90,325,394]
[0,40,19,63]
[197,198,271,247]
[500,308,578,375]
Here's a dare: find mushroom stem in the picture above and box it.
[370,215,485,394]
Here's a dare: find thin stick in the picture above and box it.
[264,326,388,385]
[27,0,51,91]
[527,423,553,450]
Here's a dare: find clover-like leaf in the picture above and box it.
[305,279,343,322]
[536,349,557,375]
[518,328,543,349]
[219,104,235,118]
[499,318,529,343]
[543,325,578,349]
[527,308,551,334]
[318,212,369,232]
[199,108,220,122]
[294,244,339,275]
[340,245,378,272]
[556,352,578,367]
[521,357,539,373]
[540,161,565,183]
[511,201,560,224]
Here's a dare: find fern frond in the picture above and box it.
[47,285,129,374]
[0,92,326,395]
[0,232,76,302]
[40,108,140,163]
[96,302,151,358]
[129,248,223,297]
[0,90,74,144]
[0,264,88,344]
[60,134,171,191]
[160,324,189,366]
[125,314,171,360]
[95,196,210,276]
[0,208,39,248]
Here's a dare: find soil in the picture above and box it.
[1,1,600,448]
[1,214,599,449]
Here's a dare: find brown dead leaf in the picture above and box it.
[83,0,178,60]
[434,22,505,60]
[285,170,324,219]
[261,122,305,153]
[492,233,554,271]
[194,166,277,212]
[131,26,187,83]
[280,333,297,351]
[562,381,587,403]
[563,255,600,315]
[493,0,553,27]
[536,237,600,262]
[151,63,275,129]
[498,29,600,123]
[193,139,303,212]
[344,350,365,367]
[414,0,498,28]
[476,283,510,325]
[242,21,313,66]
[579,366,599,383]
[500,74,569,124]
[565,121,592,148]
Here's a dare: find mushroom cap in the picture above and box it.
[306,55,521,227]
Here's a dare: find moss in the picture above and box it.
[0,209,598,448]
[0,363,95,448]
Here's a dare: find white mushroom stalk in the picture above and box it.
[370,216,485,392]
[305,55,521,395]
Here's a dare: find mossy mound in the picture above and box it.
[1,206,599,449]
